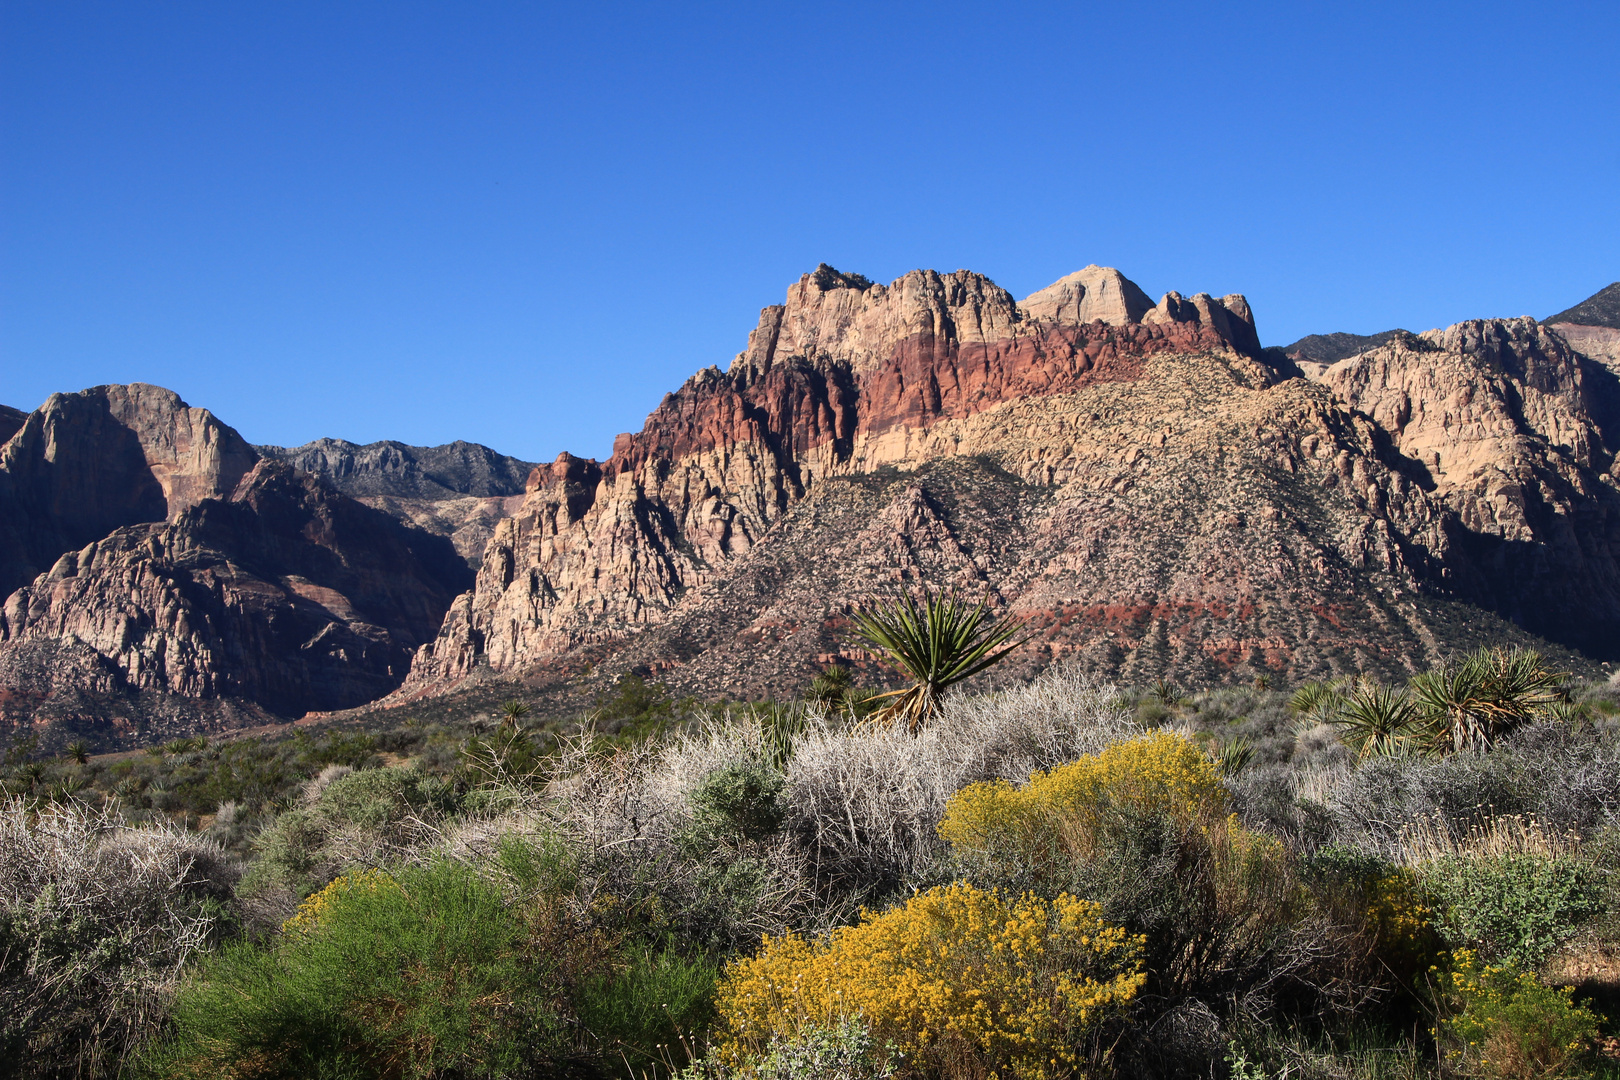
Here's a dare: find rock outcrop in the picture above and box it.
[255,438,536,567]
[405,263,1620,700]
[0,390,473,748]
[409,265,1271,685]
[0,384,259,598]
[0,406,25,446]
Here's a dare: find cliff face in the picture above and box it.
[0,384,259,598]
[255,438,536,567]
[0,391,472,747]
[1,460,468,717]
[406,265,1450,693]
[404,266,1620,699]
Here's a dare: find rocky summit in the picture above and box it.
[3,270,1620,749]
[0,387,472,749]
[255,438,537,568]
[402,268,1620,703]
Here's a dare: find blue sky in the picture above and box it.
[3,2,1617,463]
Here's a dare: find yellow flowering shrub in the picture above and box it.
[938,731,1230,864]
[714,883,1144,1079]
[1363,868,1439,975]
[281,867,400,936]
[1437,949,1599,1080]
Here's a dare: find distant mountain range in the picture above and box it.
[3,273,1618,751]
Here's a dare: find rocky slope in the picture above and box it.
[1546,283,1620,377]
[255,438,536,567]
[402,264,1620,701]
[0,389,471,749]
[1548,282,1620,329]
[1282,330,1404,378]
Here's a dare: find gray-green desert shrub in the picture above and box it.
[0,797,239,1078]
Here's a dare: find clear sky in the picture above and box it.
[3,2,1617,463]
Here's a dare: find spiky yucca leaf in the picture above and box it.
[1334,682,1426,759]
[1409,646,1567,752]
[850,591,1026,733]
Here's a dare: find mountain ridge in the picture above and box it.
[1546,282,1620,329]
[5,267,1619,750]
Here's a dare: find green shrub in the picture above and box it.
[684,761,786,847]
[242,766,464,900]
[138,859,574,1080]
[1419,853,1607,968]
[576,945,718,1073]
[1438,949,1600,1079]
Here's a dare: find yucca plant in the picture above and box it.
[1409,647,1567,753]
[1334,682,1426,759]
[498,699,531,730]
[849,590,1026,733]
[807,666,854,708]
[1289,680,1348,724]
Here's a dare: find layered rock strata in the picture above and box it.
[406,263,1620,698]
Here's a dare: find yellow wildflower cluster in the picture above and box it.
[938,731,1230,861]
[1438,949,1598,1080]
[714,883,1145,1080]
[1362,869,1436,971]
[282,867,399,936]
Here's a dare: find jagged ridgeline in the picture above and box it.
[3,269,1620,749]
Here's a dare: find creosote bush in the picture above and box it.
[713,882,1144,1079]
[138,857,586,1080]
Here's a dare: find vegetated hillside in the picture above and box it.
[0,387,471,751]
[403,265,1620,707]
[1281,328,1404,366]
[1548,281,1620,329]
[256,438,537,568]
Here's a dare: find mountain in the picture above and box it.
[1545,283,1620,375]
[401,265,1620,704]
[0,406,25,445]
[0,387,471,749]
[1281,330,1405,376]
[255,439,537,567]
[1547,282,1620,330]
[8,268,1619,748]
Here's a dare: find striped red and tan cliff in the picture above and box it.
[404,265,1620,697]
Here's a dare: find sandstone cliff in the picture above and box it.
[255,438,536,567]
[402,263,1620,701]
[0,384,258,599]
[0,390,473,748]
